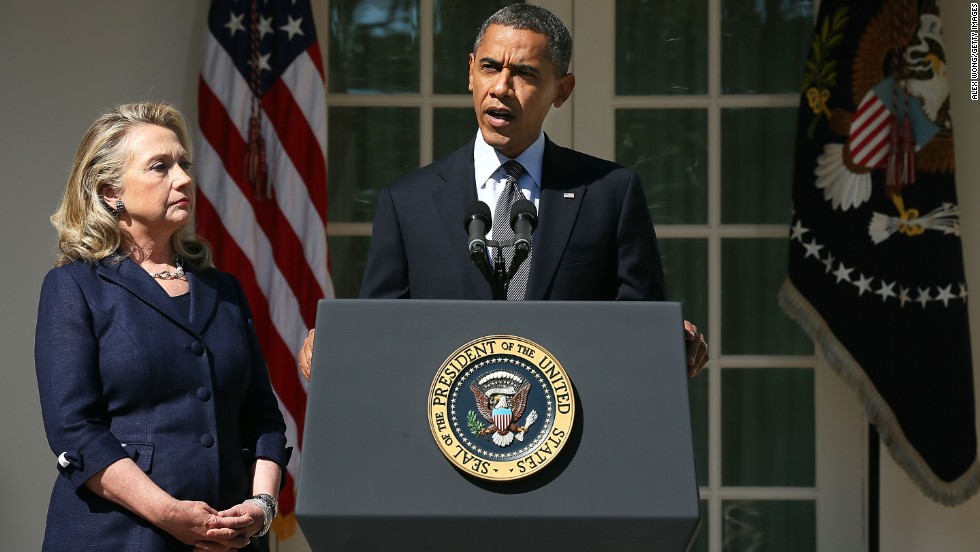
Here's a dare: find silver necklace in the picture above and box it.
[149,256,186,281]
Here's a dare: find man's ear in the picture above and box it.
[553,73,575,108]
[468,53,475,92]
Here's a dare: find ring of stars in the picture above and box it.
[449,357,553,460]
[790,217,968,309]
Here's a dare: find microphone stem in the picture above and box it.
[491,246,508,300]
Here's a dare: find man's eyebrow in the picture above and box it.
[510,62,541,76]
[478,57,541,76]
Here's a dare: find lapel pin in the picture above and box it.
[563,192,575,199]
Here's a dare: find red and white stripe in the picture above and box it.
[493,412,512,432]
[196,23,331,524]
[848,89,894,169]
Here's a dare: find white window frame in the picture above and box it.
[311,1,868,549]
[571,1,866,550]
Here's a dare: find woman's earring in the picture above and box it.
[100,196,125,218]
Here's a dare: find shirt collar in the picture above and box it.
[474,131,545,190]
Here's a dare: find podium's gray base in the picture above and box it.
[297,300,700,551]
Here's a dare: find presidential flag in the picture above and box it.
[779,0,979,505]
[197,0,331,537]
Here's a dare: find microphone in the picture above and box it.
[509,198,538,256]
[506,199,537,282]
[464,201,493,282]
[464,201,492,255]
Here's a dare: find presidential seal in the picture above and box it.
[427,335,575,481]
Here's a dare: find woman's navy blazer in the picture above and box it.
[35,256,289,550]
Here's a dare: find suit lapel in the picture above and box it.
[528,139,586,300]
[431,138,493,300]
[187,269,219,336]
[97,257,217,337]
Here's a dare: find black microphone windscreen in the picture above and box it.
[463,201,492,231]
[510,198,538,231]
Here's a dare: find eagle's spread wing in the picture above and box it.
[470,383,493,422]
[511,382,531,421]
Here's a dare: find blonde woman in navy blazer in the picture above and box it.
[35,102,289,551]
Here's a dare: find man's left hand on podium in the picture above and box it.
[684,320,708,378]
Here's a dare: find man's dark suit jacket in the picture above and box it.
[35,257,289,551]
[360,135,667,301]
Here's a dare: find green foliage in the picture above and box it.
[802,6,849,137]
[467,411,486,437]
[801,6,849,92]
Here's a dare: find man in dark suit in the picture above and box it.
[302,4,707,376]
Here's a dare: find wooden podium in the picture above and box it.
[297,300,700,551]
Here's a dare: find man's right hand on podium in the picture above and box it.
[298,329,315,381]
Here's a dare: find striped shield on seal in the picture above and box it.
[493,407,512,432]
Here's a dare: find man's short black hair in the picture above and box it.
[473,4,573,76]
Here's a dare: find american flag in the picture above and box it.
[197,0,332,539]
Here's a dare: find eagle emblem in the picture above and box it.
[427,335,575,481]
[805,0,959,244]
[469,370,539,447]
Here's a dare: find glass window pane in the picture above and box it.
[659,238,708,327]
[658,238,709,485]
[328,107,419,223]
[690,500,709,552]
[328,0,420,94]
[721,0,813,94]
[722,500,815,551]
[722,368,815,486]
[616,0,708,95]
[721,108,796,224]
[433,108,477,160]
[328,236,372,298]
[433,0,517,94]
[721,238,812,355]
[616,109,708,225]
[690,367,709,486]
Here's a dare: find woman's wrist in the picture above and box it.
[243,493,277,537]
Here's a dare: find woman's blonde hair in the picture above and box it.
[51,101,213,269]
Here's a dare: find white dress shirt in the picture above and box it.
[473,131,545,241]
